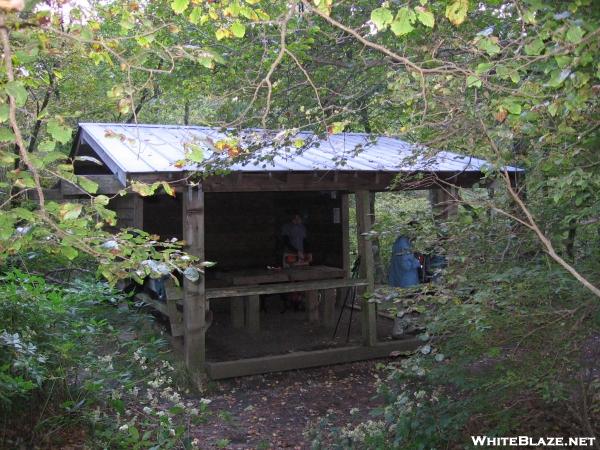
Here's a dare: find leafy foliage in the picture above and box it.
[0,269,210,448]
[0,0,598,446]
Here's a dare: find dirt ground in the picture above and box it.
[192,359,385,449]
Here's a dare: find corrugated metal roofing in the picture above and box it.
[77,123,519,184]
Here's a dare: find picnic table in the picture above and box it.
[208,266,361,333]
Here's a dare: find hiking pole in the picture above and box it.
[332,257,360,339]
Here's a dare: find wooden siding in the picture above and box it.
[204,191,343,270]
[113,191,344,272]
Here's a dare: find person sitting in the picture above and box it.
[281,212,312,267]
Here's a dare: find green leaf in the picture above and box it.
[565,25,584,44]
[466,75,482,88]
[5,81,28,107]
[187,144,204,163]
[38,139,55,151]
[215,28,230,41]
[60,246,79,260]
[94,195,110,206]
[547,102,559,117]
[77,176,98,194]
[230,21,246,38]
[47,119,72,144]
[170,0,189,15]
[546,69,570,88]
[129,426,140,441]
[554,55,571,68]
[524,38,545,56]
[503,101,521,115]
[59,203,83,220]
[478,37,501,56]
[0,127,15,143]
[415,7,435,28]
[476,62,493,74]
[445,0,468,26]
[509,70,520,83]
[131,181,156,197]
[0,104,8,122]
[188,7,202,25]
[390,8,416,36]
[161,181,175,197]
[328,121,346,134]
[371,7,393,31]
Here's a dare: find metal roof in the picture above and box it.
[77,123,519,185]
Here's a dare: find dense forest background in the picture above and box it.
[0,0,598,448]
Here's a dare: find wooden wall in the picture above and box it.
[113,191,344,271]
[204,192,343,270]
[143,194,182,240]
[108,195,140,229]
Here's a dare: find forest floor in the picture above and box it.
[192,360,385,449]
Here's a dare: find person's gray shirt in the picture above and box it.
[282,223,306,252]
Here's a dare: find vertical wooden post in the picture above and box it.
[355,190,377,346]
[339,193,351,308]
[231,297,245,329]
[306,290,320,323]
[245,295,260,333]
[321,289,336,327]
[133,194,144,229]
[341,193,350,276]
[429,186,459,220]
[182,185,207,375]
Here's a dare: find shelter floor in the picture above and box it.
[205,295,395,362]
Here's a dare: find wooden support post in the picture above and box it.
[245,295,260,333]
[165,283,184,337]
[133,194,144,229]
[355,190,377,346]
[339,193,351,307]
[182,185,207,376]
[306,290,319,323]
[429,186,459,220]
[230,297,245,329]
[321,289,336,327]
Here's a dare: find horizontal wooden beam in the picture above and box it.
[205,278,368,299]
[205,339,422,379]
[129,170,487,193]
[61,174,124,196]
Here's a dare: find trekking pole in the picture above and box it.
[332,257,360,339]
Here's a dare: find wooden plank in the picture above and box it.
[206,278,368,299]
[131,170,484,193]
[245,295,260,333]
[341,193,350,277]
[167,297,184,337]
[287,266,346,281]
[133,194,144,229]
[306,290,319,323]
[230,297,245,329]
[321,288,336,327]
[182,186,207,375]
[205,339,422,379]
[356,190,377,346]
[61,174,124,196]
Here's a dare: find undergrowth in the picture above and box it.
[0,269,211,449]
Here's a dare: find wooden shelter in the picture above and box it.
[65,123,521,379]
